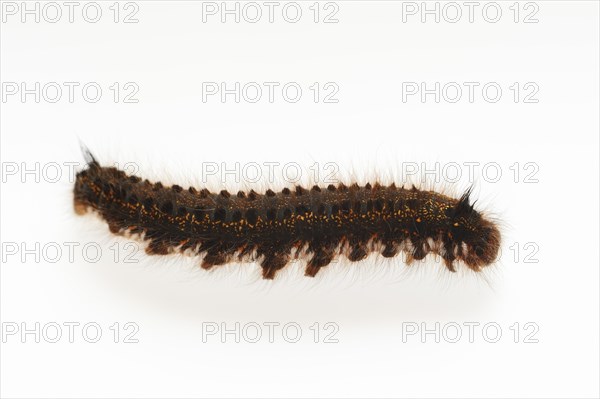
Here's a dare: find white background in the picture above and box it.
[1,1,599,398]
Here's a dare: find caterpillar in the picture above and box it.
[73,149,501,279]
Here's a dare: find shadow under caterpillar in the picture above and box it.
[73,149,501,279]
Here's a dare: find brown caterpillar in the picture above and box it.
[73,149,501,279]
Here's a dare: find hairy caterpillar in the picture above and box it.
[73,149,501,279]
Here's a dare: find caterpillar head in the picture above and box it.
[449,189,501,271]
